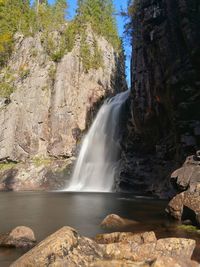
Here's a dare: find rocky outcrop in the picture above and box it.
[0,226,36,248]
[0,27,126,190]
[119,0,200,196]
[170,151,200,193]
[0,158,74,191]
[11,227,198,267]
[166,151,200,225]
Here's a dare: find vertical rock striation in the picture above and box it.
[119,0,200,197]
[0,30,126,190]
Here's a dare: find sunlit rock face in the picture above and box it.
[119,0,200,197]
[0,28,127,191]
[0,31,126,163]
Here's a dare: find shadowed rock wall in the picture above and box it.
[119,0,200,197]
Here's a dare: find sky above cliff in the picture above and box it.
[30,0,131,86]
[67,0,131,86]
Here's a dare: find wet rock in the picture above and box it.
[95,231,156,245]
[10,227,104,267]
[101,214,139,230]
[0,226,36,248]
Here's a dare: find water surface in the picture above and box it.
[0,192,199,266]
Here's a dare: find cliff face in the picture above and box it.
[0,29,126,190]
[119,0,200,197]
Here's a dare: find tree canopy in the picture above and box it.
[75,0,120,49]
[0,0,120,67]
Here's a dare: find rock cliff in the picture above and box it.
[0,28,126,190]
[119,0,200,197]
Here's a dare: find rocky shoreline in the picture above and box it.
[0,212,199,267]
[3,224,198,267]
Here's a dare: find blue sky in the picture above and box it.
[31,0,131,85]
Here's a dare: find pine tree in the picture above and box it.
[75,0,120,50]
[0,0,69,66]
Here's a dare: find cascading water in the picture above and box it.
[66,90,129,192]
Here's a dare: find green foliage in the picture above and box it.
[0,0,68,66]
[0,0,120,71]
[0,33,13,67]
[0,162,16,172]
[19,64,30,80]
[80,37,103,72]
[0,82,14,97]
[0,67,15,97]
[64,22,78,52]
[31,156,52,167]
[76,0,120,50]
[48,65,56,83]
[178,224,200,234]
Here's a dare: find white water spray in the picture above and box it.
[66,90,129,192]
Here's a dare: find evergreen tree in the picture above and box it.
[75,0,120,49]
[0,0,68,66]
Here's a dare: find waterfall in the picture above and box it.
[66,90,129,192]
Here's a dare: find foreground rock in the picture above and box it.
[101,214,139,230]
[11,227,198,267]
[10,227,104,267]
[104,237,195,262]
[0,226,36,248]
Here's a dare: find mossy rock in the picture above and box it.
[177,224,200,234]
[0,162,17,172]
[31,157,52,167]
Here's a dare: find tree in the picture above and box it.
[75,0,120,49]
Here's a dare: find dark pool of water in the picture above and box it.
[0,192,200,266]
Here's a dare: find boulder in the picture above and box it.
[166,191,200,225]
[101,214,138,230]
[10,226,104,267]
[0,226,36,248]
